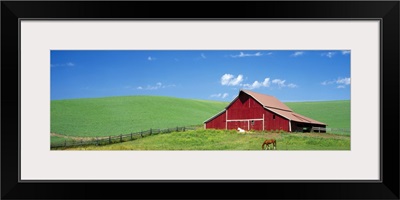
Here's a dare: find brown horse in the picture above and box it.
[262,139,277,150]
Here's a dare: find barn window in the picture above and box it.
[251,120,254,125]
[273,115,276,120]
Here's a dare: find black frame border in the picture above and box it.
[2,1,399,199]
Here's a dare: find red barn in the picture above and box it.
[204,90,326,132]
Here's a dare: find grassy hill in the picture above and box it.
[51,96,350,137]
[51,96,228,137]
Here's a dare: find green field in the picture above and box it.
[51,95,350,149]
[62,129,350,150]
[51,96,350,137]
[51,96,228,137]
[51,135,74,144]
[285,100,350,129]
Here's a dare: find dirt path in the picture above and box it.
[51,133,109,141]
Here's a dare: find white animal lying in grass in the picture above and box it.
[237,127,246,133]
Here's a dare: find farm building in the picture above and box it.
[204,90,326,132]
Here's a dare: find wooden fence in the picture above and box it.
[326,128,351,135]
[51,126,197,149]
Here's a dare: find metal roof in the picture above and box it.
[240,90,293,111]
[267,107,326,125]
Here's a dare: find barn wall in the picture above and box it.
[227,93,265,120]
[227,121,249,130]
[263,109,290,132]
[251,120,263,130]
[223,92,290,131]
[204,92,324,132]
[205,111,226,129]
[224,93,267,131]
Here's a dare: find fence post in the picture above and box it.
[96,137,98,146]
[131,133,133,140]
[183,127,185,132]
[176,126,178,132]
[120,134,122,142]
[141,130,143,137]
[109,136,111,144]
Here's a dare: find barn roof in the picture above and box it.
[240,90,325,125]
[240,90,293,111]
[267,107,326,125]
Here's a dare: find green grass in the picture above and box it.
[51,96,228,137]
[284,100,350,129]
[63,129,350,150]
[51,96,350,139]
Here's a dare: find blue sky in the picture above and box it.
[51,50,350,102]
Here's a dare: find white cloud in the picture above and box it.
[230,52,264,58]
[148,56,156,61]
[287,83,298,88]
[321,52,336,58]
[136,82,175,90]
[243,81,263,90]
[210,93,229,99]
[262,78,270,87]
[322,77,350,88]
[221,74,296,90]
[221,74,244,86]
[272,79,286,87]
[201,53,206,59]
[243,78,271,89]
[291,51,304,57]
[342,50,351,55]
[66,62,75,66]
[51,62,75,67]
[336,77,351,85]
[321,80,334,85]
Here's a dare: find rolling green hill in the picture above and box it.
[284,100,350,129]
[51,96,228,137]
[51,96,350,137]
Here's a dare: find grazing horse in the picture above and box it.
[262,139,277,150]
